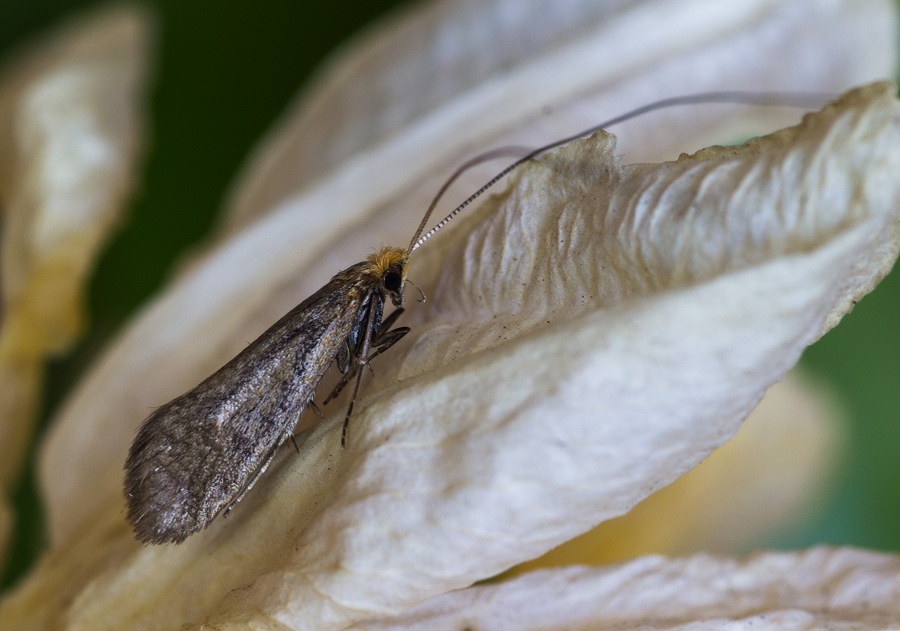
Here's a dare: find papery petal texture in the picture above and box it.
[13,82,899,631]
[352,548,900,630]
[3,0,894,630]
[39,0,895,551]
[223,82,895,629]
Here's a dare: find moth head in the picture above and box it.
[368,246,408,307]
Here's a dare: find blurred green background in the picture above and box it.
[1,0,898,592]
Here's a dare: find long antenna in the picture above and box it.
[405,146,531,257]
[407,89,834,254]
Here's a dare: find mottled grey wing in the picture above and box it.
[124,268,371,544]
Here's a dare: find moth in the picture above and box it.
[124,246,412,543]
[124,90,826,544]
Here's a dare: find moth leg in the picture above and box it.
[336,340,351,374]
[366,325,410,376]
[372,326,410,354]
[339,307,412,447]
[337,297,381,447]
[323,326,409,404]
[308,399,324,417]
[334,308,404,378]
[291,396,323,455]
[291,399,324,452]
[323,368,356,406]
[340,364,366,447]
[375,307,405,334]
[223,433,286,516]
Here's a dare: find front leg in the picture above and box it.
[323,320,409,405]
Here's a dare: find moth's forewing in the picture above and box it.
[124,264,376,544]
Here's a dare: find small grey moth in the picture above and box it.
[124,248,410,544]
[124,90,827,545]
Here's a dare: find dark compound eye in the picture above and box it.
[383,271,402,292]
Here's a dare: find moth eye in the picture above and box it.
[383,271,403,292]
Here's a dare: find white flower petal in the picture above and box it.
[216,84,895,628]
[510,370,846,570]
[0,5,150,559]
[352,548,900,630]
[4,0,893,629]
[40,0,896,550]
[222,0,895,233]
[9,82,897,631]
[193,83,900,630]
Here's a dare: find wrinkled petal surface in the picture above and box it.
[0,0,894,629]
[353,548,900,630]
[12,81,899,631]
[39,0,896,550]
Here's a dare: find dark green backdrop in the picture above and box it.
[1,0,898,591]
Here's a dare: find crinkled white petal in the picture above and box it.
[39,0,896,550]
[0,5,149,559]
[10,82,898,631]
[2,0,892,629]
[351,548,900,630]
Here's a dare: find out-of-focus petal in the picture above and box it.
[0,5,150,560]
[510,371,846,572]
[0,503,9,571]
[220,0,895,233]
[352,548,900,630]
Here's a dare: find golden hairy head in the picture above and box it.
[367,246,408,276]
[366,246,408,305]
